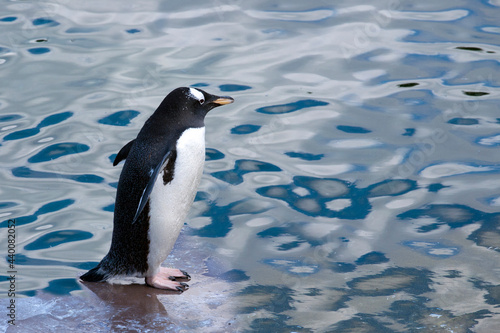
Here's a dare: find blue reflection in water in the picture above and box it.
[212,159,281,185]
[399,204,500,252]
[219,84,252,92]
[24,230,93,250]
[402,240,460,258]
[0,199,75,228]
[32,17,60,26]
[447,117,479,125]
[205,148,225,161]
[98,110,140,126]
[191,197,242,238]
[191,82,210,87]
[330,262,357,273]
[398,204,485,231]
[192,191,273,238]
[3,111,73,141]
[14,254,97,270]
[125,28,141,34]
[402,128,415,136]
[256,99,329,114]
[354,251,390,265]
[0,202,17,209]
[347,267,433,296]
[337,125,372,134]
[257,177,417,218]
[28,142,90,163]
[12,166,104,184]
[218,269,250,282]
[102,203,114,212]
[27,47,50,55]
[383,300,490,333]
[0,16,17,22]
[284,151,324,161]
[230,124,261,135]
[44,279,81,295]
[262,258,319,276]
[476,133,500,146]
[0,114,22,122]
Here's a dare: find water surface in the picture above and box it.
[1,0,500,332]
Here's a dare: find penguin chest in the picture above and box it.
[147,127,206,272]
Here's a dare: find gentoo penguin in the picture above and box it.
[81,87,234,291]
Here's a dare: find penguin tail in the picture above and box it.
[80,264,109,282]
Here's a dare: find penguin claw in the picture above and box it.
[176,283,189,292]
[145,267,192,291]
[181,270,191,280]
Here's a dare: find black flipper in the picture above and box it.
[113,140,135,166]
[132,150,172,224]
[80,263,109,282]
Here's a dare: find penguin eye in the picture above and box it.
[199,98,205,105]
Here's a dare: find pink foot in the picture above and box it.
[157,267,191,280]
[145,267,190,291]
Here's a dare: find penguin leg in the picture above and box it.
[158,267,191,280]
[145,267,190,291]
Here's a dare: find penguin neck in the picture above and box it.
[141,112,205,139]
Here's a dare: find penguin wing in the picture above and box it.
[131,149,172,224]
[113,140,135,166]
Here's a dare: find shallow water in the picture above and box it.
[2,0,500,331]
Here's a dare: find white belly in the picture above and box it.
[147,127,205,275]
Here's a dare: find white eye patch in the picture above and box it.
[189,87,205,104]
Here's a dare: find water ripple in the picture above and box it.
[477,134,500,146]
[337,125,372,134]
[3,111,73,141]
[212,159,281,185]
[402,241,460,258]
[0,16,17,22]
[256,99,329,114]
[24,229,93,250]
[27,47,51,55]
[246,9,334,22]
[28,142,90,163]
[12,166,104,183]
[230,124,261,135]
[257,177,417,218]
[385,9,470,22]
[219,84,251,92]
[32,17,60,26]
[98,110,140,126]
[262,258,319,276]
[0,199,75,228]
[420,162,495,178]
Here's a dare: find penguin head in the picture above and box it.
[185,87,234,112]
[157,87,233,127]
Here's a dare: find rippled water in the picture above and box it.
[2,0,500,331]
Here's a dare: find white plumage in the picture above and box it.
[146,126,206,275]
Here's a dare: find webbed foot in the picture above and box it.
[145,267,190,291]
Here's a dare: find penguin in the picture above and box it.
[81,87,234,291]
